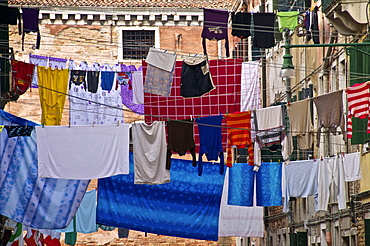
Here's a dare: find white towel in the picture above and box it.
[132,71,144,105]
[218,168,264,237]
[145,48,176,72]
[240,61,261,112]
[36,124,130,180]
[343,152,361,181]
[132,121,170,185]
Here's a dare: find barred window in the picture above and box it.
[122,30,155,60]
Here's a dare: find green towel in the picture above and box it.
[277,11,299,32]
[65,217,77,246]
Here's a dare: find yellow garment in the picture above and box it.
[360,152,370,203]
[38,66,69,126]
[0,125,4,132]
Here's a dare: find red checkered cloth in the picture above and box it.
[143,58,243,152]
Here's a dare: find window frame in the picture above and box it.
[117,26,160,62]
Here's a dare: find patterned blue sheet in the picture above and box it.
[0,110,90,229]
[97,153,224,241]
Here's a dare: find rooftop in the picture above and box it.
[8,0,237,9]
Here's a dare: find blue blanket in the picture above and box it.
[97,154,224,241]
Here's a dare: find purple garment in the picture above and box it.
[120,65,144,114]
[201,9,230,57]
[22,8,40,50]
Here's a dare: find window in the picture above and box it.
[122,30,155,60]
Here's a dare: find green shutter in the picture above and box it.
[297,231,308,246]
[290,233,297,246]
[348,47,370,144]
[365,219,370,245]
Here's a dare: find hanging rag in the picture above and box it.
[240,61,261,112]
[201,8,230,57]
[0,6,20,25]
[38,66,69,126]
[115,71,131,89]
[5,126,34,138]
[345,82,370,139]
[0,110,90,229]
[69,70,87,90]
[255,162,283,206]
[11,60,35,95]
[196,115,225,176]
[228,162,282,207]
[312,90,343,147]
[132,121,170,185]
[276,11,299,32]
[87,71,100,93]
[303,11,312,42]
[228,163,255,206]
[231,12,252,39]
[226,111,254,167]
[180,54,215,98]
[252,13,276,49]
[132,71,144,104]
[287,99,314,149]
[317,156,347,211]
[48,57,67,70]
[145,48,177,72]
[219,168,264,237]
[36,124,130,180]
[121,65,144,114]
[166,119,196,169]
[144,64,174,97]
[310,6,320,44]
[254,105,291,168]
[97,153,224,241]
[100,71,115,90]
[29,54,47,88]
[22,8,41,50]
[282,160,318,212]
[143,48,176,97]
[342,152,361,182]
[57,190,98,233]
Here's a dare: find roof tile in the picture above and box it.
[9,0,235,9]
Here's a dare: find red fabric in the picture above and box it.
[11,60,35,95]
[345,81,370,138]
[43,236,61,246]
[24,230,44,246]
[144,58,242,151]
[226,111,254,167]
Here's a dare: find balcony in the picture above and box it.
[322,0,368,36]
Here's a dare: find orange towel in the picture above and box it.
[226,111,254,167]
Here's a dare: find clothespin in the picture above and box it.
[190,115,193,121]
[92,121,95,127]
[320,156,323,161]
[270,159,272,163]
[313,156,316,162]
[68,121,70,128]
[117,120,120,126]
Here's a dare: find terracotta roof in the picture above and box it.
[8,0,236,9]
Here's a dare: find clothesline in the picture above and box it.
[3,70,368,136]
